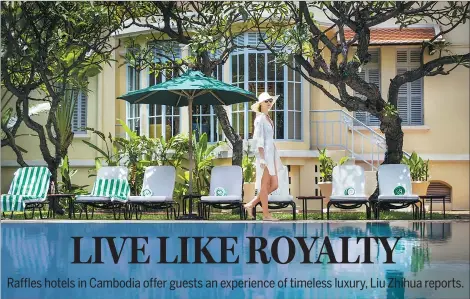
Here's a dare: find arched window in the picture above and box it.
[230,32,302,140]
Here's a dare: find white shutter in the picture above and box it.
[397,68,409,125]
[72,91,87,133]
[397,50,408,64]
[367,68,381,126]
[232,35,245,53]
[354,49,381,126]
[410,50,421,64]
[354,70,367,124]
[410,78,423,125]
[79,93,87,132]
[72,91,79,132]
[396,49,423,126]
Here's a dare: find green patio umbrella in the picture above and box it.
[118,70,257,218]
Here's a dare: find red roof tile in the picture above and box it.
[343,27,441,45]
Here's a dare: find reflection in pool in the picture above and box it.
[1,221,469,299]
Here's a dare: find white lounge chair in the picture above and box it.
[376,164,420,219]
[1,166,51,219]
[75,166,130,219]
[199,166,244,220]
[128,166,179,219]
[253,165,296,220]
[327,165,370,219]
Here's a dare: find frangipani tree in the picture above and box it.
[247,1,469,164]
[112,1,278,166]
[1,2,123,183]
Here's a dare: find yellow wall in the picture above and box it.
[2,29,469,211]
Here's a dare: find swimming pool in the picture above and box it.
[1,221,469,299]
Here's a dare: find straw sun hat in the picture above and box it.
[250,92,279,113]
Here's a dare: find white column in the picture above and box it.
[301,65,311,146]
[139,67,149,137]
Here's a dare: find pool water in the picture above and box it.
[1,221,469,299]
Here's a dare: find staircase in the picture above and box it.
[310,110,409,169]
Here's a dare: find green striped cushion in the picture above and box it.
[1,167,51,212]
[8,167,51,197]
[0,195,36,212]
[91,178,130,201]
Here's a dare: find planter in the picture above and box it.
[364,171,377,197]
[412,181,430,197]
[318,181,332,205]
[243,182,256,203]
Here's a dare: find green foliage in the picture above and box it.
[402,151,430,181]
[242,144,256,183]
[410,246,430,274]
[383,103,399,118]
[56,87,78,150]
[58,155,88,195]
[177,133,225,197]
[83,121,206,197]
[83,127,122,170]
[318,148,349,182]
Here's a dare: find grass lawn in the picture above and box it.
[3,210,468,221]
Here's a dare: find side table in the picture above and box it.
[47,194,75,219]
[178,194,204,220]
[419,194,447,219]
[296,196,325,220]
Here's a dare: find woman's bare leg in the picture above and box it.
[268,167,279,194]
[244,167,271,218]
[259,167,274,218]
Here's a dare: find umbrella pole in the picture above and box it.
[188,97,193,196]
[180,96,204,220]
[179,95,202,220]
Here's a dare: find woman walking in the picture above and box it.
[244,92,284,221]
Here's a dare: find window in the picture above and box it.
[230,33,302,140]
[354,50,381,126]
[148,43,181,140]
[192,60,224,142]
[126,65,141,135]
[396,49,423,125]
[72,91,87,134]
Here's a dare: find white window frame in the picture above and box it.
[147,43,182,140]
[192,63,224,143]
[126,65,141,135]
[229,32,303,140]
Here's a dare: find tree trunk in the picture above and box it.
[380,114,404,164]
[200,62,244,167]
[369,114,404,214]
[213,105,243,166]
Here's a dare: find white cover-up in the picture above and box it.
[252,113,284,193]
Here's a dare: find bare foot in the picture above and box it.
[262,214,278,221]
